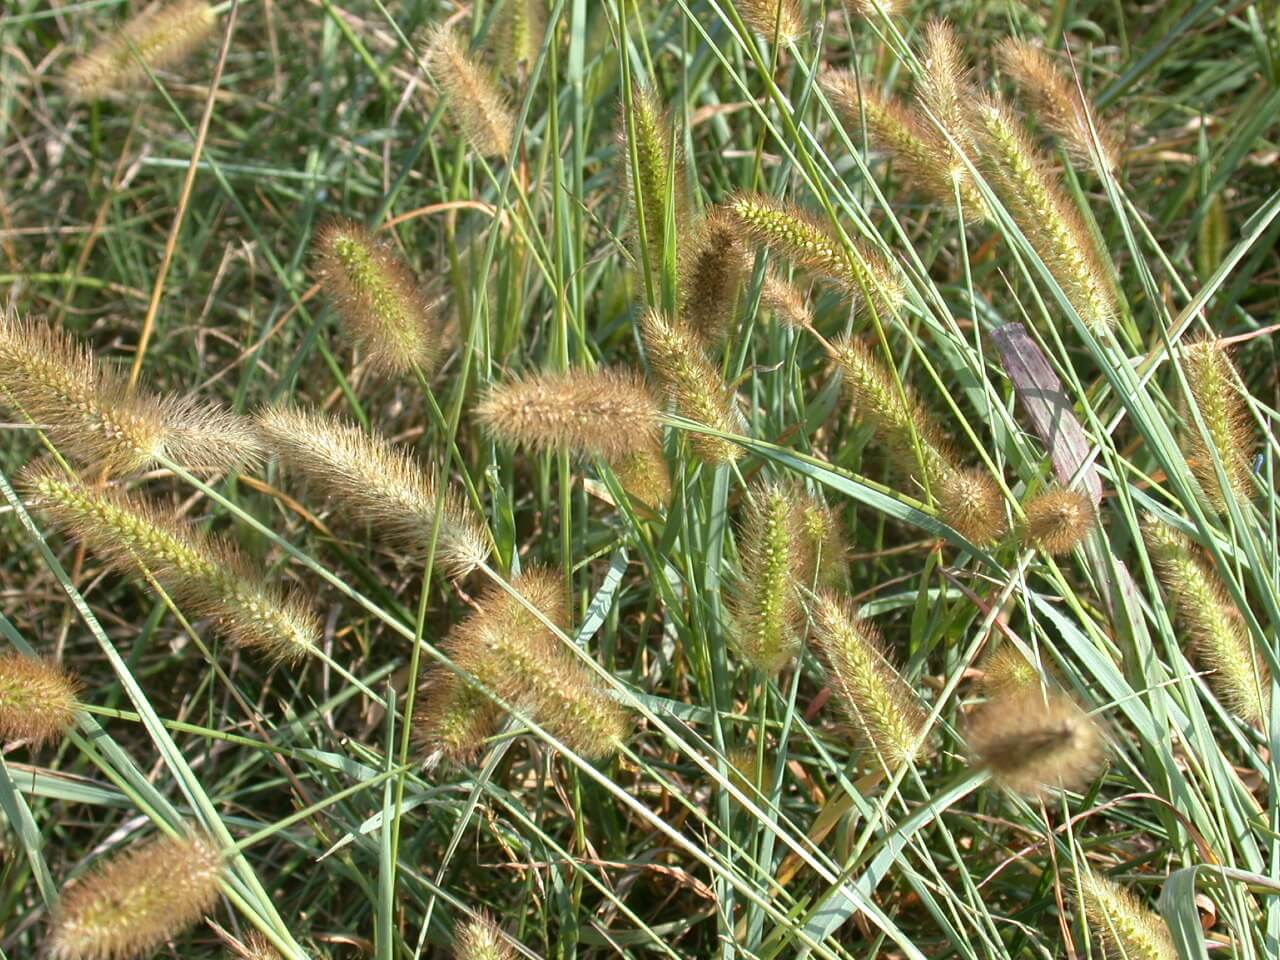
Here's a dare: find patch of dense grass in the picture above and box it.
[2,1,1279,958]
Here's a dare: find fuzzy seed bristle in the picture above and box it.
[679,209,750,343]
[48,831,223,960]
[421,25,515,158]
[732,482,807,673]
[972,94,1119,332]
[238,932,282,960]
[258,407,490,579]
[811,591,929,769]
[1144,519,1270,726]
[24,465,319,663]
[938,467,1007,547]
[641,310,744,464]
[489,0,546,74]
[65,0,216,102]
[476,367,663,462]
[1077,871,1178,960]
[620,85,689,297]
[314,220,442,376]
[1181,338,1256,510]
[0,652,80,747]
[0,310,261,475]
[996,38,1118,172]
[967,684,1104,797]
[1023,487,1094,554]
[915,20,982,182]
[736,0,805,45]
[758,270,814,330]
[455,914,515,960]
[978,646,1042,699]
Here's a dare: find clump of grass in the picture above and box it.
[732,481,808,673]
[1180,337,1256,510]
[966,683,1105,797]
[736,0,805,45]
[314,220,443,377]
[420,24,515,158]
[65,0,215,101]
[0,309,261,475]
[679,208,750,344]
[23,464,320,664]
[810,591,929,770]
[454,914,516,960]
[0,652,80,747]
[620,85,689,297]
[1076,871,1178,960]
[1022,487,1095,554]
[257,407,490,579]
[47,830,223,960]
[641,309,744,464]
[1143,519,1270,727]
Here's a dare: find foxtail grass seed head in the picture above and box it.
[811,591,929,769]
[0,310,261,475]
[1144,519,1270,726]
[798,493,848,589]
[972,94,1119,332]
[48,831,223,960]
[611,437,672,508]
[679,209,750,343]
[1077,871,1179,960]
[1181,338,1256,510]
[724,745,778,799]
[421,24,514,158]
[978,645,1043,699]
[237,932,282,960]
[315,220,441,376]
[916,20,981,180]
[736,0,805,45]
[844,0,902,17]
[65,0,215,102]
[0,652,80,747]
[258,408,490,578]
[455,915,515,960]
[620,85,688,296]
[23,464,319,663]
[488,0,546,73]
[732,482,807,673]
[1023,487,1095,554]
[641,310,744,465]
[967,684,1104,797]
[938,467,1007,547]
[413,666,506,764]
[759,270,813,331]
[475,367,663,463]
[996,38,1118,172]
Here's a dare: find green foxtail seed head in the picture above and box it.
[420,25,514,158]
[732,481,807,673]
[996,38,1118,173]
[0,652,80,748]
[679,208,750,343]
[0,309,262,475]
[258,407,490,579]
[619,85,689,299]
[938,467,1007,547]
[1077,871,1178,960]
[1143,519,1269,727]
[65,0,215,101]
[978,645,1043,699]
[811,591,929,770]
[821,70,986,221]
[48,830,223,960]
[1181,337,1256,511]
[797,491,848,589]
[915,20,981,183]
[488,0,546,74]
[23,464,319,664]
[454,914,515,960]
[736,0,805,45]
[967,683,1105,797]
[1023,487,1095,554]
[727,192,904,315]
[759,270,813,331]
[315,220,442,376]
[641,310,744,465]
[610,437,672,508]
[972,94,1119,332]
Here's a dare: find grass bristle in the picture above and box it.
[0,652,80,747]
[1181,337,1256,510]
[732,481,807,673]
[454,914,516,960]
[758,270,814,330]
[420,24,515,158]
[1023,487,1095,554]
[1077,871,1179,960]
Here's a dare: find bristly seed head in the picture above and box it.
[619,85,689,299]
[1077,870,1179,960]
[258,407,490,579]
[0,652,80,748]
[65,0,216,102]
[678,208,750,344]
[48,830,224,960]
[938,467,1007,547]
[314,220,442,376]
[488,0,547,75]
[420,24,515,158]
[978,645,1043,699]
[454,914,516,960]
[1180,337,1256,511]
[736,0,805,45]
[23,463,319,664]
[1023,487,1095,554]
[758,270,814,331]
[797,491,848,589]
[915,19,981,181]
[732,481,808,673]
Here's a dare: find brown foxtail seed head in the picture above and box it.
[996,38,1118,173]
[454,914,516,960]
[314,219,442,376]
[1181,337,1256,511]
[413,665,506,764]
[0,309,262,475]
[916,19,981,179]
[978,645,1043,699]
[475,367,663,462]
[967,684,1105,797]
[421,24,514,158]
[488,0,547,74]
[611,436,672,508]
[1143,519,1269,727]
[65,0,216,101]
[258,407,490,578]
[23,463,320,664]
[1077,871,1179,960]
[0,653,80,747]
[679,208,750,343]
[810,591,929,769]
[236,932,282,960]
[48,831,223,960]
[736,0,805,45]
[938,467,1007,547]
[619,85,689,297]
[641,310,744,465]
[732,481,807,673]
[1023,487,1094,554]
[844,0,902,17]
[759,270,814,331]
